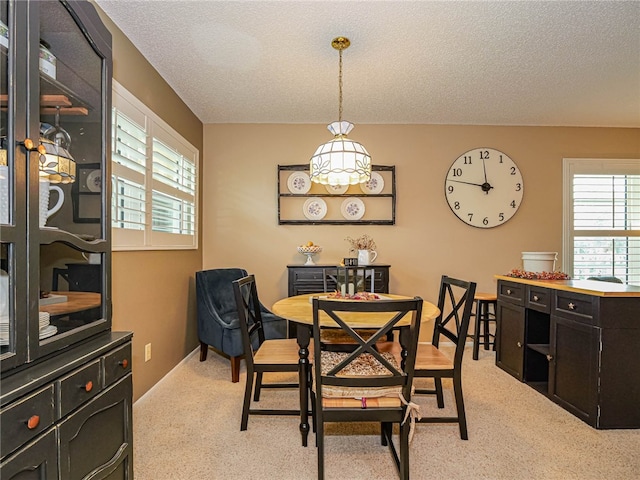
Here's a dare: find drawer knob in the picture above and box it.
[517,341,522,348]
[506,289,512,295]
[119,359,129,369]
[568,302,576,310]
[546,354,553,362]
[533,295,539,301]
[83,380,93,392]
[26,415,40,430]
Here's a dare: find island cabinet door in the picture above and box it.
[549,315,600,426]
[496,300,525,380]
[0,428,58,480]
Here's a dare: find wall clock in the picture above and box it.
[444,148,523,228]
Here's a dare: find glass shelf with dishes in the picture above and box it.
[277,164,396,225]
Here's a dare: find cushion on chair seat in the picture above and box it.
[322,396,402,408]
[254,338,301,365]
[315,350,403,399]
[415,343,454,370]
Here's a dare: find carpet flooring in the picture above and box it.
[132,346,640,479]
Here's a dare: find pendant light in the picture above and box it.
[309,37,371,186]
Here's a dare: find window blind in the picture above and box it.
[111,81,198,250]
[564,159,640,286]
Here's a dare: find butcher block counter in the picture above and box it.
[494,275,640,429]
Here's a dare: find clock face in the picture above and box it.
[445,148,523,228]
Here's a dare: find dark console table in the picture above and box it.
[495,275,640,429]
[287,264,390,296]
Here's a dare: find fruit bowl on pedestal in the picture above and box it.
[297,245,322,265]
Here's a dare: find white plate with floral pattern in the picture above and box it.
[287,171,311,194]
[303,198,327,220]
[325,184,348,195]
[341,198,365,220]
[360,172,384,194]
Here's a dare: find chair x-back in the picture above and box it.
[233,274,301,431]
[414,275,476,439]
[312,296,423,480]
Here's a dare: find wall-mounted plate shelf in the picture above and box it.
[277,164,396,225]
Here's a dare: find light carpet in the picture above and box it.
[133,347,640,479]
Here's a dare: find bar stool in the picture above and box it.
[471,292,497,360]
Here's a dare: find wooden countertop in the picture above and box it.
[39,291,101,315]
[494,275,640,297]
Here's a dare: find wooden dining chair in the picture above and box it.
[233,274,302,431]
[413,275,476,439]
[311,296,423,480]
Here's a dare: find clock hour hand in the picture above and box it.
[448,179,484,187]
[448,178,494,193]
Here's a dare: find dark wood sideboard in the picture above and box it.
[287,264,390,296]
[495,275,640,429]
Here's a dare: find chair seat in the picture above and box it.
[415,343,454,370]
[254,338,301,365]
[323,396,402,408]
[320,328,381,344]
[314,349,403,399]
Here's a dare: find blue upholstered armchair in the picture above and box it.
[196,268,288,382]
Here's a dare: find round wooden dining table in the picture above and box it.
[272,293,440,447]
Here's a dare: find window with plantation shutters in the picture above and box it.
[563,158,640,286]
[111,81,198,250]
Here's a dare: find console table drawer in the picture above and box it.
[58,359,102,418]
[0,385,55,459]
[553,291,596,325]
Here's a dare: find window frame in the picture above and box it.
[111,81,199,251]
[562,158,640,284]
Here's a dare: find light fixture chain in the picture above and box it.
[338,47,343,124]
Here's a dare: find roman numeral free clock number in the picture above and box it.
[445,148,524,228]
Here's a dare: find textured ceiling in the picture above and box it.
[94,0,640,127]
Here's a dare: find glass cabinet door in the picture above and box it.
[32,0,111,358]
[0,0,28,369]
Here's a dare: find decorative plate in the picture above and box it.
[302,198,327,220]
[360,172,384,194]
[287,171,311,194]
[325,184,348,195]
[341,198,365,220]
[85,169,102,193]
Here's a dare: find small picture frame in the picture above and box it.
[72,163,101,223]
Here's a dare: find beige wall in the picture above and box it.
[203,124,639,341]
[95,6,203,400]
[95,1,639,399]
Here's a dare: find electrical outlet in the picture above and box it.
[144,343,152,362]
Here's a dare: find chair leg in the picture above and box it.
[482,302,490,350]
[453,372,468,440]
[253,371,264,401]
[230,356,241,383]
[399,419,410,480]
[381,422,390,446]
[240,366,254,431]
[199,342,208,361]
[434,378,445,408]
[472,300,481,360]
[316,415,325,480]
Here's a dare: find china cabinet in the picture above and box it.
[0,1,133,478]
[495,276,640,428]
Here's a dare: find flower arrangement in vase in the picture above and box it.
[345,234,378,265]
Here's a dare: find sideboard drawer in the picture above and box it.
[58,359,102,418]
[0,385,55,459]
[103,342,132,387]
[553,291,596,325]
